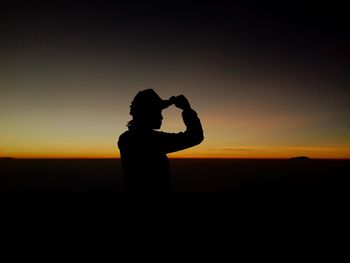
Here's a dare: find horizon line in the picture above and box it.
[1,157,350,160]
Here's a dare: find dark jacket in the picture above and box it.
[118,108,203,196]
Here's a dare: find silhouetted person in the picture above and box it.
[118,89,203,199]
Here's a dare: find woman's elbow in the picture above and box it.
[200,133,204,143]
[185,129,204,146]
[195,132,204,145]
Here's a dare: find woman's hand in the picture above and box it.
[170,95,191,111]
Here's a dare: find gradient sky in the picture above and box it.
[1,1,349,158]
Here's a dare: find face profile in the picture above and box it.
[127,89,171,131]
[118,89,204,200]
[151,111,163,130]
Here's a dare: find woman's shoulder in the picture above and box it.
[118,130,132,147]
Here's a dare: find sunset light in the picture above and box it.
[1,2,349,159]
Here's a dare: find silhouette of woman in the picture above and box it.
[118,89,204,199]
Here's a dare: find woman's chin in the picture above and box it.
[153,123,162,130]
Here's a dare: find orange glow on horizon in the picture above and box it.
[3,145,349,159]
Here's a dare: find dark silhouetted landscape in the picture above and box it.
[1,157,348,240]
[1,158,347,208]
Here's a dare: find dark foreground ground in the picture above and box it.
[1,158,347,255]
[1,158,348,237]
[1,158,347,204]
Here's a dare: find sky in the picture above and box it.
[1,1,349,158]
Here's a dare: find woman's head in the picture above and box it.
[128,89,171,130]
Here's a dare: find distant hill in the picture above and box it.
[290,156,310,161]
[0,157,14,160]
